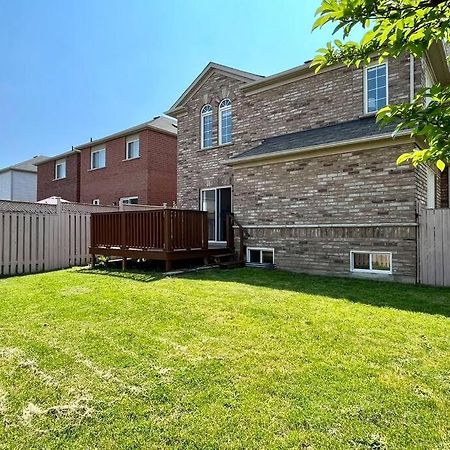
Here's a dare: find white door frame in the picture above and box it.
[200,185,232,243]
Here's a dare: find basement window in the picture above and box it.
[350,251,392,274]
[92,199,100,205]
[247,247,275,266]
[120,196,138,205]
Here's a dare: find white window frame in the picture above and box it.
[218,98,232,145]
[246,247,275,265]
[92,199,100,205]
[90,147,106,170]
[364,61,389,115]
[54,158,66,180]
[200,104,213,149]
[120,196,139,205]
[426,166,436,209]
[125,135,140,160]
[350,251,392,274]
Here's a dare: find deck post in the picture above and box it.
[165,259,172,272]
[202,213,208,250]
[164,209,173,251]
[122,257,126,271]
[91,254,95,269]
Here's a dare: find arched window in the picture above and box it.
[218,99,232,145]
[201,104,213,149]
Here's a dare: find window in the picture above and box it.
[54,159,66,180]
[350,251,392,274]
[426,166,436,208]
[246,247,275,266]
[424,66,433,106]
[365,63,388,114]
[201,104,213,149]
[126,135,140,160]
[219,98,232,145]
[92,199,100,205]
[120,196,138,205]
[91,147,106,170]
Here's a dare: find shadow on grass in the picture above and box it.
[77,267,164,283]
[181,268,450,318]
[79,266,450,318]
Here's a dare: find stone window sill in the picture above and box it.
[88,167,106,172]
[197,142,233,153]
[123,156,141,162]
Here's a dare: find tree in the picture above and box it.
[311,0,450,172]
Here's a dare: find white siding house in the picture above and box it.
[0,155,48,202]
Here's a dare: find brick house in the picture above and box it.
[167,42,450,283]
[36,116,177,206]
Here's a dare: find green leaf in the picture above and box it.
[436,160,446,172]
[397,153,412,165]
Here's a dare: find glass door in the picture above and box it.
[200,187,232,242]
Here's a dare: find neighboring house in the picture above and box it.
[36,150,81,202]
[167,42,450,283]
[36,116,177,206]
[0,155,48,202]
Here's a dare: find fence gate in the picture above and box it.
[418,207,450,286]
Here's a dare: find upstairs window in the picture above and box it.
[365,63,388,114]
[219,98,232,145]
[126,135,140,160]
[54,158,66,180]
[201,104,213,149]
[91,147,106,170]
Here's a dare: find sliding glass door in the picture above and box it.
[200,187,232,242]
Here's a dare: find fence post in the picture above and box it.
[56,197,65,268]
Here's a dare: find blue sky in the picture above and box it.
[0,0,345,167]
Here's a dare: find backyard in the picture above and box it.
[0,267,449,449]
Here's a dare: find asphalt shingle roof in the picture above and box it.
[231,117,398,160]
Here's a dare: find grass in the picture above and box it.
[0,267,449,449]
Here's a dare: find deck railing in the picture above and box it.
[91,209,209,252]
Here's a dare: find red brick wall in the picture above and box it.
[79,129,177,206]
[143,129,177,206]
[37,152,80,202]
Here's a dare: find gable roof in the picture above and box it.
[166,62,263,117]
[76,115,177,150]
[0,155,49,174]
[228,117,407,165]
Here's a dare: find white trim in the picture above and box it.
[363,61,389,115]
[246,247,275,265]
[200,185,232,243]
[409,55,415,102]
[350,250,392,274]
[200,104,213,149]
[54,158,66,180]
[218,98,232,145]
[426,166,436,209]
[90,147,106,170]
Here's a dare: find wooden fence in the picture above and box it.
[0,200,117,276]
[418,207,450,286]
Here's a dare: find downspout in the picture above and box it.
[409,54,415,102]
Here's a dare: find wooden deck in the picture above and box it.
[89,208,233,271]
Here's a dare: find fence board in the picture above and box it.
[0,200,118,277]
[418,207,450,286]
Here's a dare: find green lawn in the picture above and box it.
[0,268,449,449]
